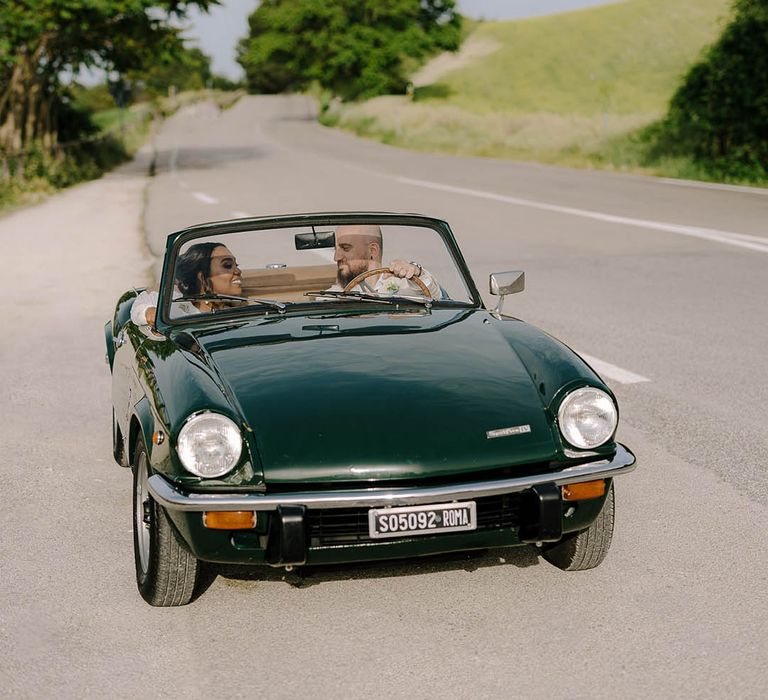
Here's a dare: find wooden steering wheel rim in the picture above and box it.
[342,266,433,298]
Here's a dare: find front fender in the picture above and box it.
[133,335,266,489]
[495,316,612,412]
[495,316,618,459]
[106,289,140,372]
[104,321,115,371]
[129,396,156,467]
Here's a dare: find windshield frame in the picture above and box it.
[155,212,484,333]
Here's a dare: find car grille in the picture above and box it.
[306,494,521,546]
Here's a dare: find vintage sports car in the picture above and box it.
[106,212,636,606]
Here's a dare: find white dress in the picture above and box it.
[130,289,200,325]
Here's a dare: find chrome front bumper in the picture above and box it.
[147,444,636,512]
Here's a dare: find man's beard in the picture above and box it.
[337,260,369,286]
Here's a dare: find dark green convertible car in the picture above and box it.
[106,212,635,606]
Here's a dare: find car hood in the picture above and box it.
[186,309,570,484]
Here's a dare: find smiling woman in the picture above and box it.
[177,242,243,298]
[130,241,244,325]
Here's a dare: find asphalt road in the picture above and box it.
[2,95,766,698]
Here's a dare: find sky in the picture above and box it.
[184,0,621,80]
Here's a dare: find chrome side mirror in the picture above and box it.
[489,271,525,316]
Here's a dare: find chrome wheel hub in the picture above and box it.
[135,452,151,576]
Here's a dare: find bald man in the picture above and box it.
[331,225,441,298]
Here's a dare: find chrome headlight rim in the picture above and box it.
[176,411,243,478]
[557,386,618,451]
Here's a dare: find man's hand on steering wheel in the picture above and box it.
[388,259,422,279]
[343,266,433,298]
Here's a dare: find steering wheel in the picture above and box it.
[343,267,433,299]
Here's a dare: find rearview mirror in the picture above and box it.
[489,271,524,315]
[295,231,335,250]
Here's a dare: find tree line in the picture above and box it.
[1,0,764,187]
[652,0,768,180]
[0,0,217,156]
[236,0,462,100]
[235,0,766,181]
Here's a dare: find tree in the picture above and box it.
[237,0,462,100]
[129,46,214,99]
[660,0,768,178]
[0,1,218,153]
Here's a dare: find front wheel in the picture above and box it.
[541,484,615,571]
[133,435,200,606]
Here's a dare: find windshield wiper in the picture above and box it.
[304,290,432,307]
[175,294,287,313]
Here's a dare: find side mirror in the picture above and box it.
[489,271,524,315]
[295,230,335,250]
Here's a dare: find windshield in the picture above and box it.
[162,221,475,321]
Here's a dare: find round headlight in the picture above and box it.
[557,387,617,450]
[177,413,242,478]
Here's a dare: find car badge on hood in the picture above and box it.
[486,425,531,439]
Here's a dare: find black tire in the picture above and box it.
[132,435,200,606]
[541,484,615,571]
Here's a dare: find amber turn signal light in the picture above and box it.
[203,511,256,530]
[562,480,606,501]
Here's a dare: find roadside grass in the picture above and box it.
[93,102,155,154]
[91,105,149,132]
[325,0,756,183]
[438,0,731,116]
[93,89,244,157]
[0,89,244,214]
[327,96,656,171]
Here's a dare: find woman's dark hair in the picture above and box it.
[175,241,225,295]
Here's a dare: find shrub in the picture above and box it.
[656,0,768,179]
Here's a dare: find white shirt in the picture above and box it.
[130,289,200,325]
[328,269,441,299]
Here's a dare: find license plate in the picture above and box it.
[368,502,477,539]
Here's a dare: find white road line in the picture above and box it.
[169,143,190,191]
[577,352,651,385]
[396,176,768,254]
[193,192,219,205]
[724,231,768,245]
[660,178,768,196]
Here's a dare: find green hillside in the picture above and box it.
[440,0,732,116]
[326,0,739,178]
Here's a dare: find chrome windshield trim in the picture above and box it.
[148,444,635,512]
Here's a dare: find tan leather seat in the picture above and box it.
[240,264,336,303]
